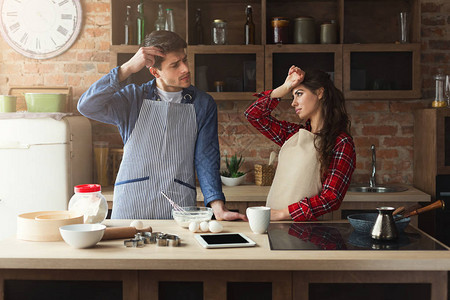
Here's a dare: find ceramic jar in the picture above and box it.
[294,17,315,44]
[320,22,338,44]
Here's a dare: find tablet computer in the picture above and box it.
[194,233,256,249]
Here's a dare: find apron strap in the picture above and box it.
[147,81,195,104]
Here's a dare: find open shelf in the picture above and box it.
[343,43,421,99]
[265,44,343,94]
[110,0,421,101]
[187,45,264,100]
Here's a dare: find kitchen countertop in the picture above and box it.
[0,220,448,272]
[102,184,431,204]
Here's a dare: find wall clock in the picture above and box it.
[0,0,82,60]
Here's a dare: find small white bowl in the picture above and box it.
[59,224,106,248]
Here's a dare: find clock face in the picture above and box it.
[0,0,82,59]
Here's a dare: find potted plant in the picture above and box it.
[220,154,247,186]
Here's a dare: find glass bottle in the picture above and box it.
[244,5,255,45]
[136,0,146,46]
[154,4,165,31]
[211,19,227,45]
[165,8,175,32]
[124,5,133,45]
[432,68,446,108]
[194,8,204,45]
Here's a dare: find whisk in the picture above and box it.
[160,191,186,212]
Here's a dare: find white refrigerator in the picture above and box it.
[0,116,93,240]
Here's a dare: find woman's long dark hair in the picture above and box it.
[301,69,351,178]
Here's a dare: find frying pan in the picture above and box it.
[347,200,445,234]
[347,213,410,234]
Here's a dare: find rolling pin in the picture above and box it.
[101,226,152,240]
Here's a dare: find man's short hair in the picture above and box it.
[143,30,187,69]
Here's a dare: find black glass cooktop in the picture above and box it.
[268,223,449,250]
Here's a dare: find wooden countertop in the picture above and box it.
[0,220,448,272]
[102,184,431,203]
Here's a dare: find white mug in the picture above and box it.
[246,206,271,234]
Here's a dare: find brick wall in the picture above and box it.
[0,0,448,185]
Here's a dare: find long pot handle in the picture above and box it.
[404,200,445,218]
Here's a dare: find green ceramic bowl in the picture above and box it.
[25,93,67,112]
[0,95,17,112]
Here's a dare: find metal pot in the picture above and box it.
[371,207,398,241]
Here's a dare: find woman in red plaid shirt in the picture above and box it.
[245,66,356,221]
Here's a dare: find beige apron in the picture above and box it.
[266,129,322,210]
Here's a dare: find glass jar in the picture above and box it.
[214,81,225,92]
[211,19,227,45]
[68,184,108,224]
[271,17,289,44]
[432,68,447,108]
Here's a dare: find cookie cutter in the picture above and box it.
[166,234,180,247]
[123,232,180,248]
[123,233,148,247]
[143,231,159,244]
[124,236,145,248]
[156,233,168,246]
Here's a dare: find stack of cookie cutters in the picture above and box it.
[124,232,180,248]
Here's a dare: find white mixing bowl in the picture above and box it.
[59,224,106,248]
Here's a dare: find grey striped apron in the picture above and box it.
[111,92,197,219]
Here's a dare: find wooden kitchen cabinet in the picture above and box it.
[139,271,292,300]
[265,44,343,95]
[109,0,421,100]
[0,270,138,300]
[343,43,421,99]
[187,45,264,100]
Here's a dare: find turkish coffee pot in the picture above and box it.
[371,207,398,241]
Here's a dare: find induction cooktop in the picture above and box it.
[267,222,449,250]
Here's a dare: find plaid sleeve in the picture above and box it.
[244,90,301,146]
[288,134,356,221]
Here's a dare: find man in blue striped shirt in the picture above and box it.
[78,31,246,221]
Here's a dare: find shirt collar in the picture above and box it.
[146,79,195,104]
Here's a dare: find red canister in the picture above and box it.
[271,17,289,44]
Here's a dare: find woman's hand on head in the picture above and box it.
[271,66,305,98]
[284,65,305,90]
